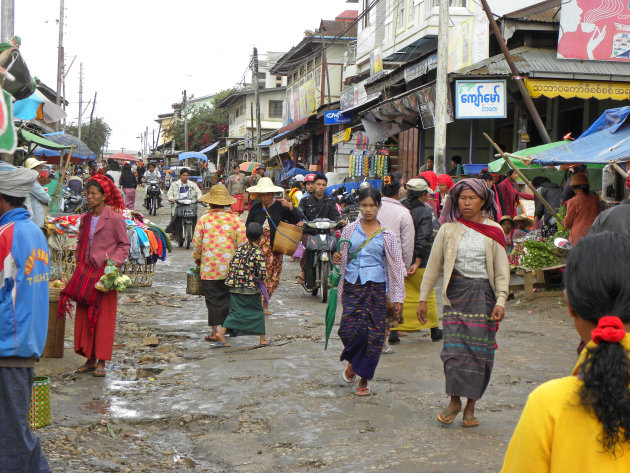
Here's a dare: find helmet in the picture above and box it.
[359,181,371,190]
[293,174,305,182]
[304,173,316,182]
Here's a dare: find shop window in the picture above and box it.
[396,0,405,31]
[269,100,283,119]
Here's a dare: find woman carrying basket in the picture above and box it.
[246,177,303,315]
[59,174,130,378]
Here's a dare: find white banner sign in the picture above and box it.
[455,80,507,119]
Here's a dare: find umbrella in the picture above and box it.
[37,131,95,160]
[325,239,352,350]
[109,152,140,162]
[240,161,261,173]
[178,151,208,162]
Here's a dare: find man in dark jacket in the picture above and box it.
[533,177,563,237]
[298,174,340,290]
[590,175,630,237]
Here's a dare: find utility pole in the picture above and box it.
[86,91,96,149]
[252,47,262,161]
[182,89,188,152]
[77,62,83,140]
[433,0,449,175]
[145,126,148,158]
[1,0,14,43]
[55,0,65,131]
[479,0,551,143]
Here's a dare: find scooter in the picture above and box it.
[304,218,338,303]
[172,198,198,249]
[145,179,161,216]
[63,186,87,214]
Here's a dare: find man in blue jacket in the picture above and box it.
[0,166,51,473]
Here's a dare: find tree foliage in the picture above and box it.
[163,89,232,151]
[66,117,112,156]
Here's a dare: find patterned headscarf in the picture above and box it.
[439,178,498,224]
[437,174,454,191]
[419,171,438,191]
[87,174,125,211]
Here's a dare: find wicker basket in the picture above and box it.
[186,272,203,295]
[120,261,155,287]
[29,376,51,429]
[272,221,303,256]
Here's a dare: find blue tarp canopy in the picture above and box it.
[178,151,207,162]
[32,131,95,160]
[531,107,630,166]
[199,142,219,153]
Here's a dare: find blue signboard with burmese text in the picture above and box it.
[324,110,353,125]
[455,80,507,119]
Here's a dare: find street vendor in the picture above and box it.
[59,174,130,378]
[564,173,601,247]
[500,215,526,253]
[226,163,245,214]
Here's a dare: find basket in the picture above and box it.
[120,262,155,287]
[50,247,77,282]
[29,376,51,429]
[186,271,203,295]
[272,222,303,256]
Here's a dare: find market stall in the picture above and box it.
[46,209,171,288]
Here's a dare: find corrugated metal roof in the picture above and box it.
[452,46,630,82]
[504,0,560,23]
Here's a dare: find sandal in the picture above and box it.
[437,407,462,425]
[259,340,273,347]
[295,275,306,285]
[211,341,231,348]
[381,346,395,355]
[341,365,357,383]
[205,334,219,342]
[462,416,479,428]
[93,369,107,377]
[76,365,95,374]
[356,386,371,396]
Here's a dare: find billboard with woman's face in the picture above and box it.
[559,0,630,61]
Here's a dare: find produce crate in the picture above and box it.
[120,261,155,287]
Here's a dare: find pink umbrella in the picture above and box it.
[109,153,140,162]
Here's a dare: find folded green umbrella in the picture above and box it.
[324,239,351,350]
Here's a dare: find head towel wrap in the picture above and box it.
[87,174,125,211]
[0,167,38,198]
[439,178,499,225]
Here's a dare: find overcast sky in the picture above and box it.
[15,0,539,152]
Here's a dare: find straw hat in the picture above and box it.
[246,177,283,194]
[24,157,47,169]
[199,184,236,206]
[499,215,513,224]
[513,214,533,226]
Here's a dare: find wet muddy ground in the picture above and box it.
[36,201,579,472]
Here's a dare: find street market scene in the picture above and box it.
[3,0,630,472]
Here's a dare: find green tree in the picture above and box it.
[66,117,112,156]
[164,89,232,151]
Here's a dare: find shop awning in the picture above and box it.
[487,141,568,173]
[199,142,220,153]
[32,131,95,160]
[531,107,630,165]
[20,129,71,150]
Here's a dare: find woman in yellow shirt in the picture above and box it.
[501,231,630,472]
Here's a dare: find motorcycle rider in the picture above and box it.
[166,168,202,240]
[298,174,343,290]
[143,163,163,208]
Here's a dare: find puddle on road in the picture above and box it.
[108,396,139,418]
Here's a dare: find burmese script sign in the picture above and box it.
[455,80,506,119]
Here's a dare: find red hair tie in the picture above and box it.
[591,316,626,345]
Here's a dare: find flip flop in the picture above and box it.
[75,365,95,374]
[211,341,231,348]
[381,346,396,355]
[93,369,107,377]
[356,386,371,396]
[205,334,219,342]
[341,366,357,383]
[437,407,462,425]
[462,416,479,428]
[259,340,274,347]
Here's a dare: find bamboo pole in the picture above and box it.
[483,133,564,227]
[610,161,628,179]
[50,145,74,211]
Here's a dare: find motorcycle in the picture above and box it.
[145,179,161,216]
[304,218,338,303]
[172,197,198,249]
[63,186,87,214]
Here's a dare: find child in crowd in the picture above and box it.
[214,222,272,348]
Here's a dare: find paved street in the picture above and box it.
[36,201,577,472]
